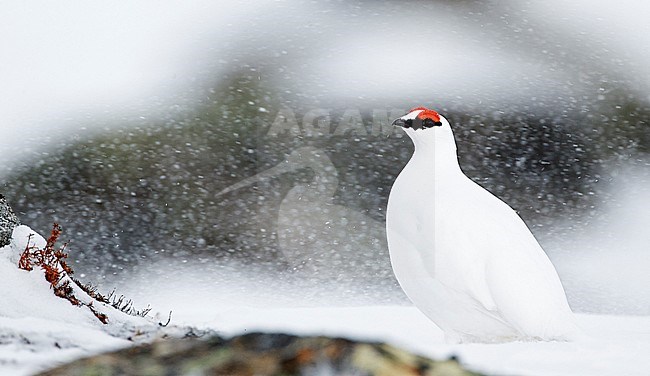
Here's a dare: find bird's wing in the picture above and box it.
[388,227,513,337]
[484,242,576,338]
[461,186,575,338]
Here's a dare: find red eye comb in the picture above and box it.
[409,107,441,123]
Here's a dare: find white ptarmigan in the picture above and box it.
[386,107,580,343]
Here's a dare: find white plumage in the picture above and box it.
[386,107,580,343]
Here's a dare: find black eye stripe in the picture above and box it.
[422,118,443,128]
[404,118,443,130]
[398,116,443,130]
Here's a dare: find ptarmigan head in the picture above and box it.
[392,107,443,130]
[392,107,456,151]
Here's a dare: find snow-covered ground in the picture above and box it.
[3,223,650,375]
[6,269,650,376]
[116,257,650,376]
[0,232,127,375]
[185,307,650,376]
[0,226,193,375]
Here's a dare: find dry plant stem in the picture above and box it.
[17,223,151,324]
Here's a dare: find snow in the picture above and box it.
[2,226,96,326]
[550,165,650,315]
[3,226,650,375]
[0,225,182,375]
[121,259,650,376]
[117,271,650,376]
[0,317,127,376]
[0,237,129,374]
[188,307,650,376]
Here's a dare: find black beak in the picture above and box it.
[392,118,406,127]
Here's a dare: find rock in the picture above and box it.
[0,194,20,248]
[39,332,481,376]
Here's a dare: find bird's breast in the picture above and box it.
[387,167,493,267]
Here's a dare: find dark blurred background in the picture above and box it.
[1,1,648,313]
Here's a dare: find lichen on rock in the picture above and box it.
[0,194,20,248]
[39,332,482,376]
